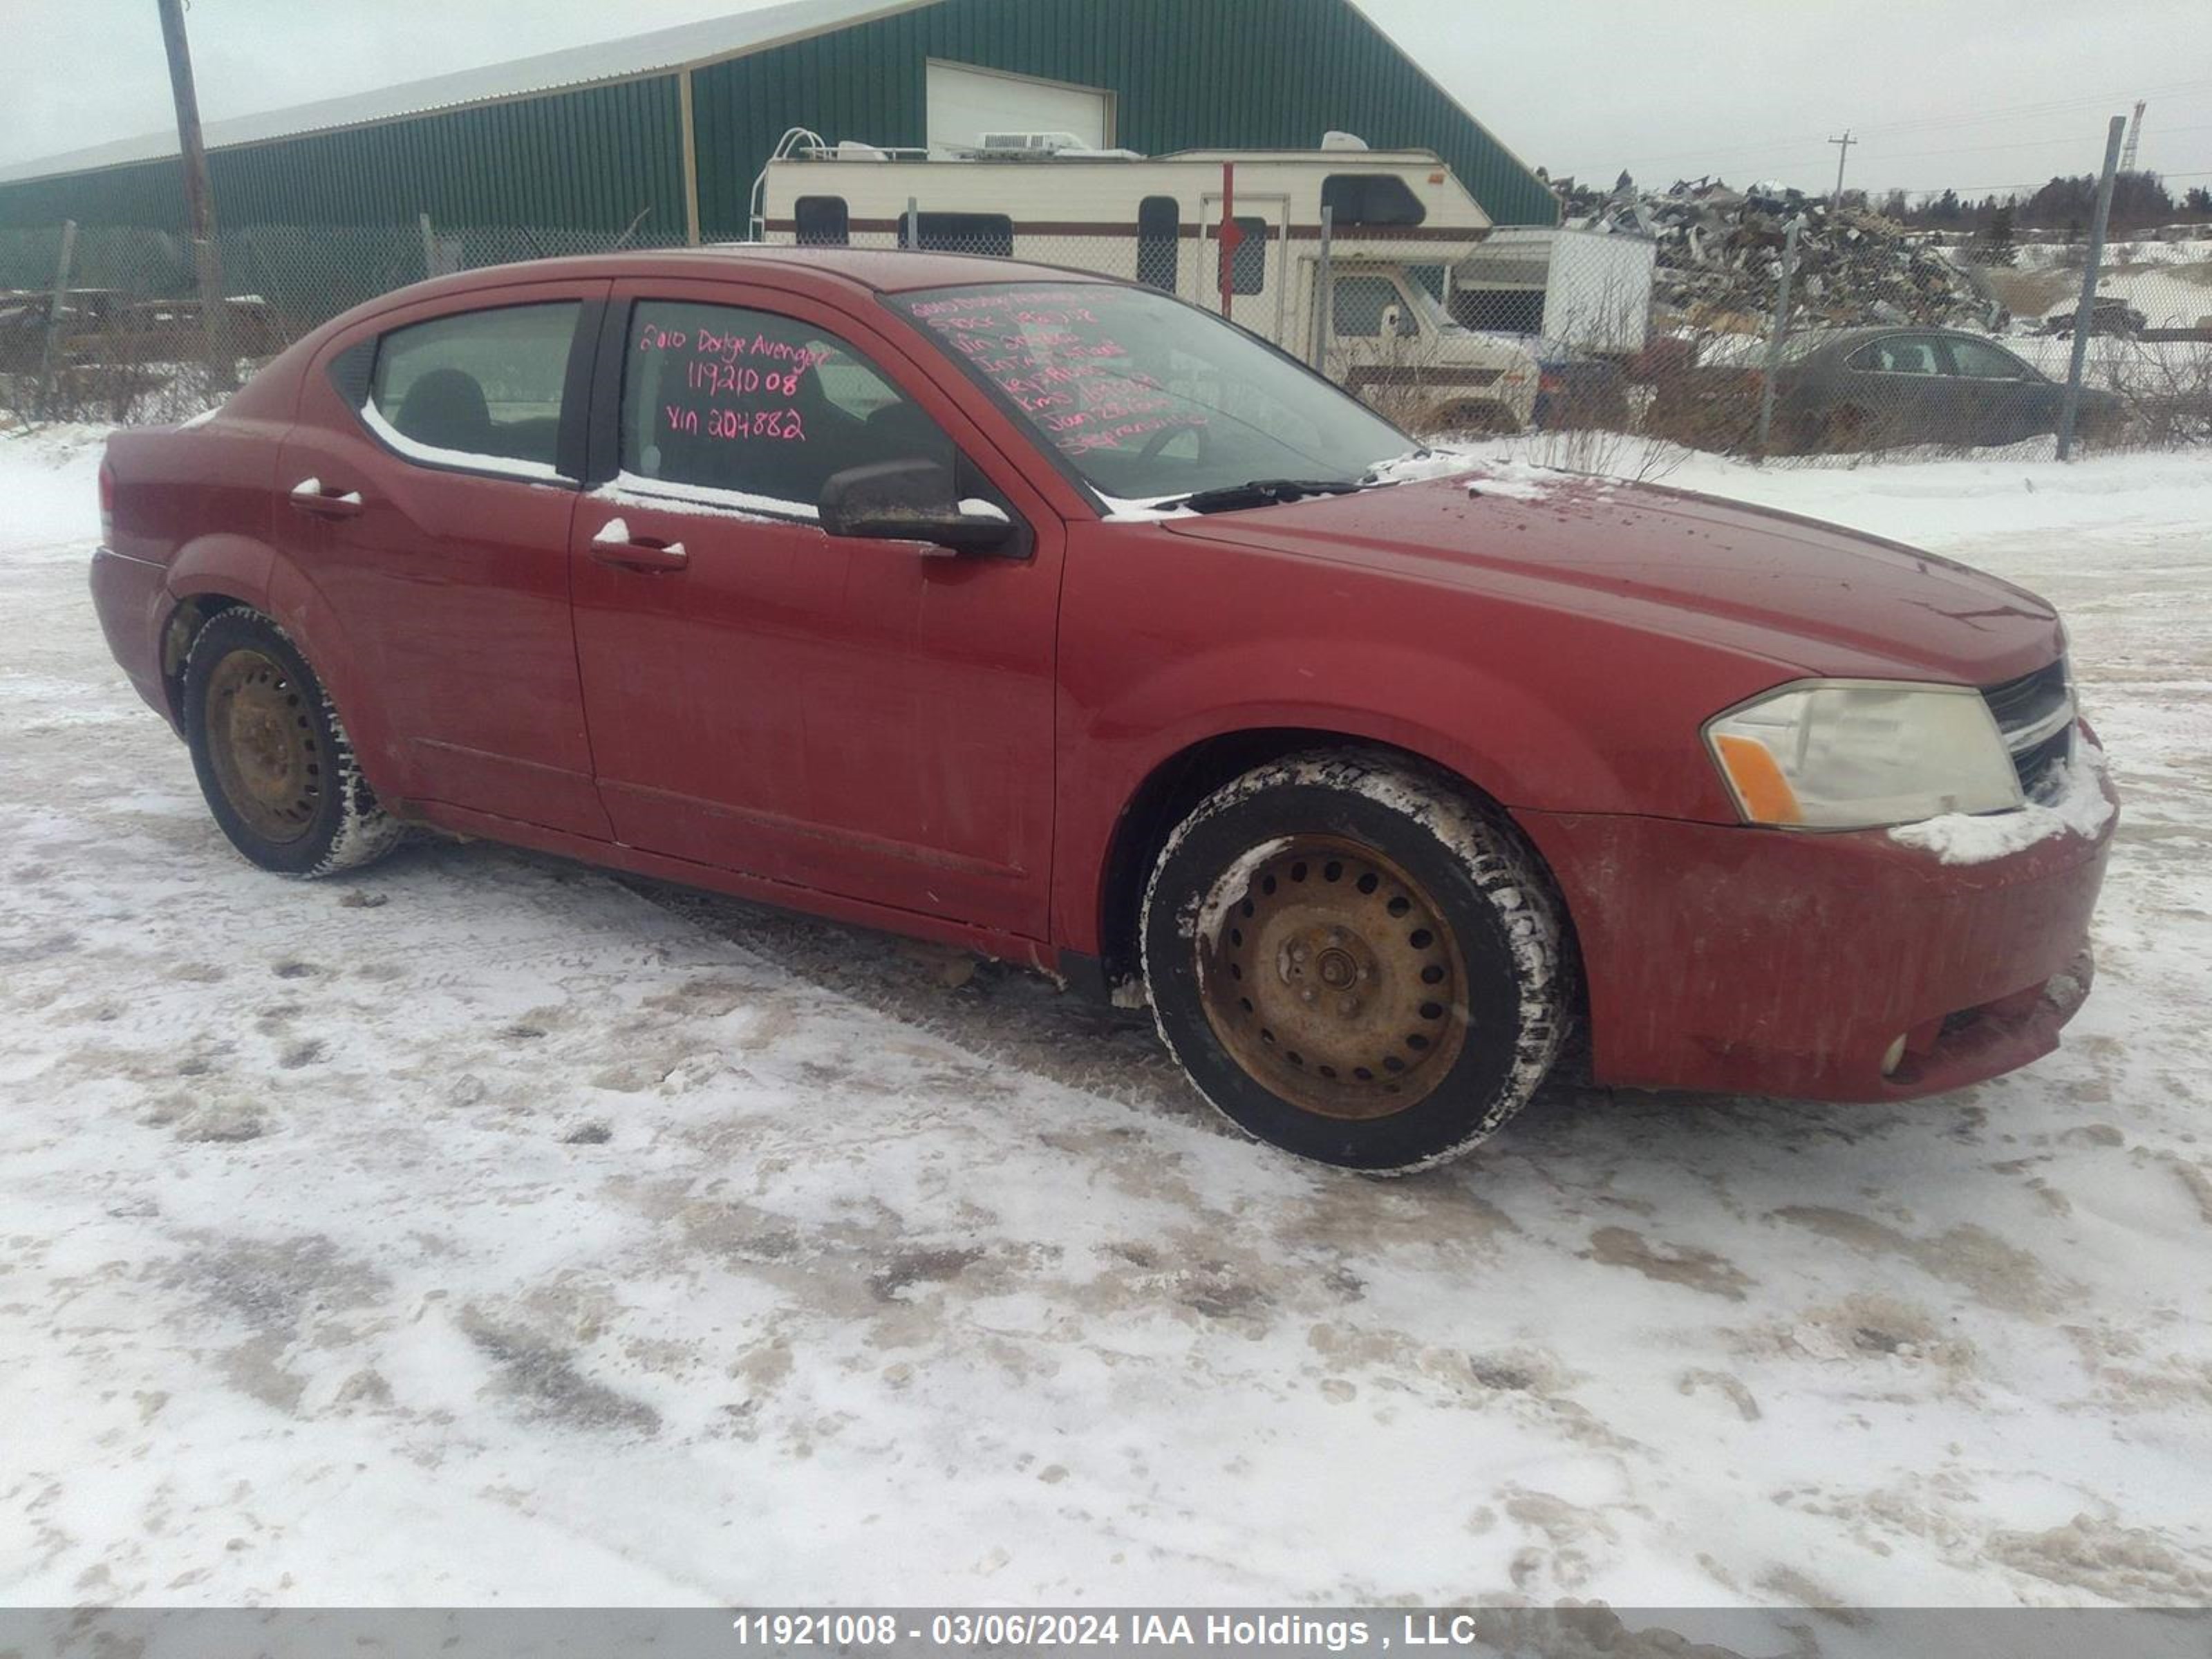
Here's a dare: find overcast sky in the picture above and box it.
[3,0,2206,201]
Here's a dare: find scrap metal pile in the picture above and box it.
[1562,178,2006,336]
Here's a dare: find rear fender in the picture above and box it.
[164,536,404,802]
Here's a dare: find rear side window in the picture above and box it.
[366,302,580,476]
[621,300,953,516]
[1321,174,1427,227]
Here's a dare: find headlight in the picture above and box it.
[1705,679,2023,830]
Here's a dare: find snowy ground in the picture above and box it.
[3,427,2210,1611]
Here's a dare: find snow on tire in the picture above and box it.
[182,609,404,879]
[1140,749,1568,1172]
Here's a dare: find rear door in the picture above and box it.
[568,278,1063,939]
[281,280,610,835]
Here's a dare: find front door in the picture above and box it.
[281,282,610,836]
[568,281,1062,939]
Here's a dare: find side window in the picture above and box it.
[1320,174,1427,227]
[1333,274,1409,337]
[366,301,580,473]
[794,196,849,247]
[1227,216,1267,295]
[1851,337,1940,375]
[1137,196,1179,292]
[1944,338,2030,379]
[621,300,953,515]
[900,212,1014,256]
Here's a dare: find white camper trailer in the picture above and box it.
[754,135,1539,431]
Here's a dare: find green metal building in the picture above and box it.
[0,0,1557,240]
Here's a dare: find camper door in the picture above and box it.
[1199,191,1288,344]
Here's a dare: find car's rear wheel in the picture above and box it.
[1141,751,1568,1172]
[182,610,403,878]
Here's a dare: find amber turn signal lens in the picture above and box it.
[1713,734,1804,825]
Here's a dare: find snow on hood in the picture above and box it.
[1366,446,1564,501]
[1888,738,2115,865]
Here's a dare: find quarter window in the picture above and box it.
[366,301,579,474]
[621,301,953,514]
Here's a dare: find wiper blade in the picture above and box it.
[1163,477,1366,514]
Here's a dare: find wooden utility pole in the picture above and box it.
[1827,129,1855,206]
[156,0,235,386]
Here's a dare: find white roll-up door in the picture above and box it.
[926,62,1110,150]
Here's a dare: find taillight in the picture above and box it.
[98,460,116,547]
[1539,368,1564,393]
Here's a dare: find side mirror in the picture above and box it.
[818,458,1024,557]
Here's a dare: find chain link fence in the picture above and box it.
[0,219,686,427]
[6,196,2207,459]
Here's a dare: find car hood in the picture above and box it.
[1159,472,2062,684]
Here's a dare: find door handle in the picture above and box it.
[288,477,366,518]
[589,516,688,572]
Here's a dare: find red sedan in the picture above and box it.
[90,248,2115,1171]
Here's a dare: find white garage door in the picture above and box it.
[926,61,1110,150]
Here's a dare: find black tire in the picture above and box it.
[1140,751,1568,1173]
[182,609,403,878]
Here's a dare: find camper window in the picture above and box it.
[899,212,1015,257]
[794,197,850,246]
[619,300,953,515]
[1137,196,1179,291]
[1320,174,1427,227]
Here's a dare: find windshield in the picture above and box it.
[887,281,1412,507]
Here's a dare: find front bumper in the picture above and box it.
[1514,765,2116,1102]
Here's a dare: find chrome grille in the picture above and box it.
[1981,658,2074,803]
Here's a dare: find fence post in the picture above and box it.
[419,212,438,280]
[2057,115,2127,462]
[1312,204,1333,371]
[35,220,79,421]
[1754,215,1801,458]
[903,196,919,250]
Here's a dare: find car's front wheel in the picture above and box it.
[1141,751,1568,1172]
[182,609,404,878]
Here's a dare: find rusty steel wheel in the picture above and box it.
[203,648,324,843]
[182,610,403,878]
[1141,751,1568,1172]
[1197,836,1469,1121]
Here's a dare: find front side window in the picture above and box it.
[890,281,1409,505]
[1333,275,1415,338]
[1943,337,2031,379]
[366,301,580,474]
[621,300,953,514]
[1851,337,1941,375]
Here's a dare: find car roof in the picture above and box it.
[414,244,1116,299]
